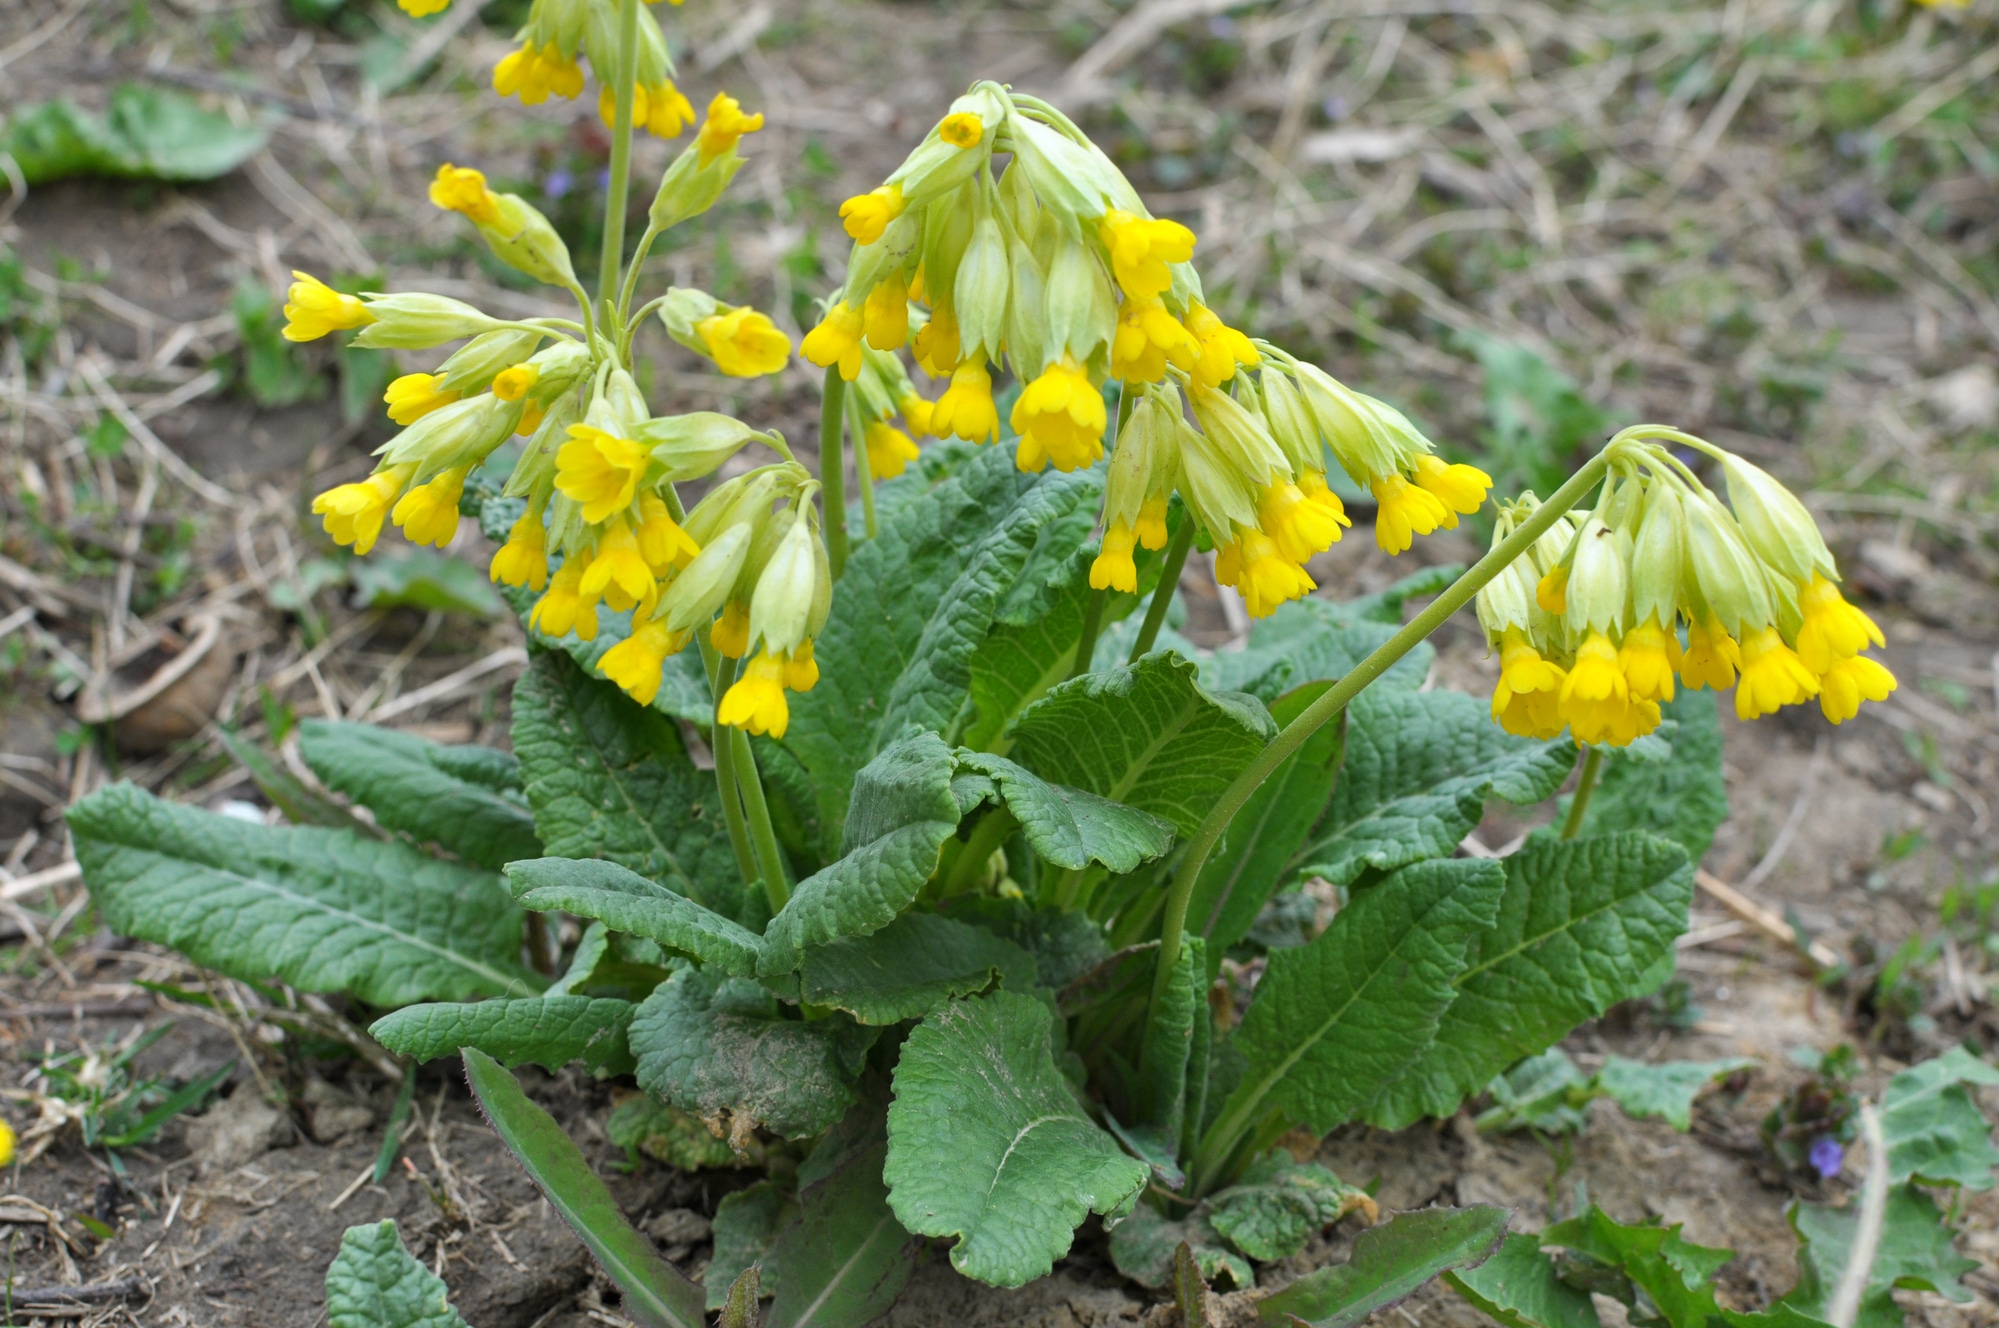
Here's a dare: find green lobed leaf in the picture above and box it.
[1444,1232,1602,1328]
[1207,1154,1376,1264]
[370,997,635,1076]
[325,1220,469,1328]
[765,1094,920,1328]
[1216,857,1507,1141]
[885,990,1150,1287]
[1561,692,1728,863]
[1363,833,1694,1129]
[1785,1184,1977,1328]
[298,720,540,871]
[1107,1204,1252,1292]
[68,783,540,1005]
[506,857,763,977]
[798,912,1039,1025]
[606,1095,752,1171]
[1294,687,1573,888]
[1878,1046,1999,1190]
[1257,1206,1510,1328]
[956,750,1177,873]
[512,650,743,918]
[462,1048,706,1328]
[1540,1207,1733,1328]
[630,968,871,1139]
[1593,1055,1756,1131]
[707,1181,797,1310]
[2,84,269,185]
[1010,652,1275,837]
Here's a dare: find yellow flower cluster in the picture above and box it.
[493,0,688,139]
[847,346,933,482]
[1475,430,1898,747]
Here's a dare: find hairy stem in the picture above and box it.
[853,400,879,540]
[1069,588,1107,680]
[1159,451,1613,1165]
[618,221,661,330]
[707,651,758,888]
[731,727,789,913]
[595,0,641,314]
[1560,746,1604,839]
[1129,517,1194,661]
[820,368,849,580]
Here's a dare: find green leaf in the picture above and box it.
[630,969,869,1139]
[1563,692,1728,863]
[799,912,1038,1025]
[1207,1154,1376,1263]
[1215,857,1506,1142]
[1107,1204,1252,1292]
[760,734,966,977]
[766,1096,920,1328]
[1294,687,1572,888]
[1474,1049,1595,1135]
[548,923,675,1001]
[1785,1184,1978,1328]
[1,84,269,185]
[370,997,635,1075]
[782,442,1105,858]
[350,548,504,617]
[606,1095,752,1171]
[1363,833,1694,1129]
[214,727,381,836]
[68,783,540,1005]
[462,1048,706,1328]
[1257,1206,1509,1328]
[538,601,716,726]
[1593,1055,1756,1131]
[1187,682,1346,960]
[512,651,742,917]
[325,1220,469,1328]
[956,750,1176,873]
[1010,652,1275,837]
[1878,1047,1999,1190]
[298,720,540,871]
[1201,592,1434,703]
[1540,1207,1732,1328]
[708,1181,797,1311]
[1445,1232,1602,1328]
[885,990,1150,1287]
[506,857,763,977]
[1140,936,1204,1141]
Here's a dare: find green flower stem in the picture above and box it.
[1128,517,1194,662]
[1068,589,1107,680]
[618,220,662,330]
[943,807,1018,897]
[853,401,880,540]
[820,368,850,580]
[595,0,642,312]
[706,651,759,888]
[1159,450,1613,1182]
[1559,746,1604,840]
[731,727,789,913]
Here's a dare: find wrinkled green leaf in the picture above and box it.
[1200,591,1435,703]
[1141,935,1204,1142]
[1540,1207,1732,1328]
[1364,833,1694,1129]
[506,857,763,977]
[766,1095,920,1328]
[1444,1233,1602,1328]
[799,912,1038,1025]
[956,750,1176,873]
[1208,1154,1376,1263]
[1258,1206,1509,1328]
[606,1095,751,1172]
[886,990,1149,1287]
[462,1048,705,1328]
[298,720,540,871]
[1878,1047,1999,1190]
[2,84,269,185]
[350,548,504,617]
[370,997,635,1075]
[1786,1184,1978,1328]
[69,783,539,1004]
[1108,1204,1252,1292]
[1593,1055,1755,1131]
[707,1181,797,1311]
[326,1220,469,1328]
[1562,692,1728,863]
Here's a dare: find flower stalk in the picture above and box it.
[1559,747,1605,839]
[596,0,642,310]
[820,368,849,580]
[1128,517,1194,661]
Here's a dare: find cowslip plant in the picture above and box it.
[58,0,1928,1320]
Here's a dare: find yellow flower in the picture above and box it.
[494,43,583,105]
[1135,497,1170,551]
[598,618,688,706]
[718,650,792,737]
[1680,617,1740,691]
[1183,302,1258,389]
[1618,616,1681,703]
[311,464,413,555]
[428,164,501,225]
[712,599,751,657]
[490,363,538,402]
[1734,627,1819,720]
[1011,359,1106,474]
[1259,480,1349,565]
[1110,300,1200,384]
[698,307,792,377]
[783,639,819,692]
[1220,529,1315,619]
[801,301,866,381]
[1411,455,1492,527]
[1536,566,1568,615]
[384,373,460,425]
[865,420,921,480]
[1091,521,1138,593]
[579,519,656,607]
[517,399,546,437]
[1818,655,1897,724]
[0,1117,13,1167]
[696,93,764,165]
[1492,630,1567,739]
[1370,471,1451,554]
[392,466,468,549]
[530,558,599,641]
[399,0,449,14]
[599,82,697,139]
[1299,472,1347,520]
[1559,631,1662,746]
[840,185,906,245]
[912,305,960,378]
[899,393,936,438]
[933,361,999,444]
[1793,573,1884,675]
[1099,209,1196,301]
[556,425,650,523]
[864,275,911,353]
[938,112,985,149]
[283,271,372,342]
[490,511,548,592]
[637,492,700,571]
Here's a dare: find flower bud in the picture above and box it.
[1683,495,1773,637]
[648,136,746,231]
[747,509,821,656]
[349,293,503,349]
[1565,514,1630,636]
[633,412,777,482]
[953,192,1011,364]
[503,392,583,499]
[434,328,545,393]
[1628,483,1686,631]
[1717,453,1835,588]
[378,394,520,479]
[1003,233,1050,378]
[1044,230,1115,369]
[1186,383,1287,488]
[658,522,752,634]
[1476,558,1538,642]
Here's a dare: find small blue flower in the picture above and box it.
[544,168,574,200]
[1808,1136,1843,1179]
